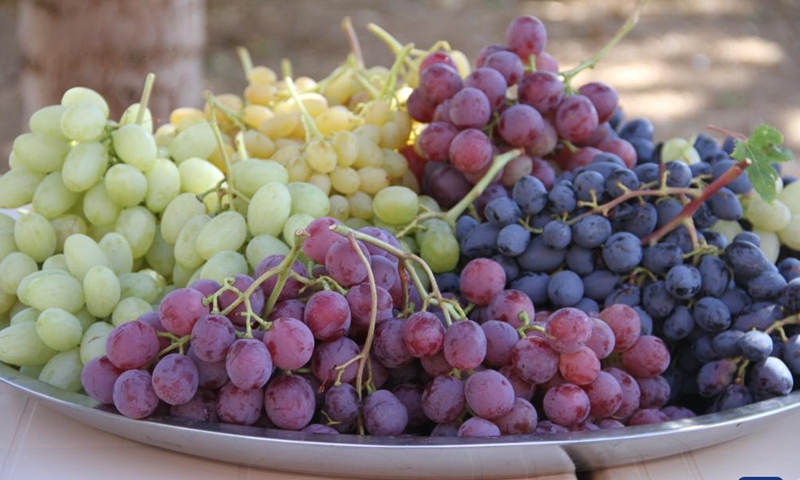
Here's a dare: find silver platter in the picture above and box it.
[2,361,798,479]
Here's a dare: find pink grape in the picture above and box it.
[605,367,641,420]
[187,347,229,389]
[599,304,642,352]
[188,278,222,297]
[254,254,308,303]
[460,258,506,306]
[151,353,199,405]
[325,239,370,287]
[661,406,697,421]
[494,397,538,434]
[542,383,591,427]
[475,44,507,68]
[498,104,544,147]
[505,15,547,58]
[263,317,314,370]
[302,217,341,264]
[216,383,263,426]
[637,375,671,409]
[535,51,559,72]
[422,374,466,424]
[401,311,446,358]
[582,370,623,418]
[486,289,535,329]
[578,81,619,124]
[585,317,616,360]
[464,370,515,419]
[511,336,559,384]
[225,338,273,389]
[373,318,414,369]
[449,87,492,129]
[264,374,316,430]
[304,290,351,341]
[324,383,361,423]
[169,389,218,422]
[449,128,493,174]
[464,67,508,111]
[406,88,436,122]
[534,420,569,435]
[443,319,487,370]
[217,275,265,327]
[597,137,637,169]
[312,337,361,385]
[420,351,454,377]
[559,346,601,385]
[363,390,409,436]
[458,417,501,437]
[105,320,160,370]
[621,335,671,378]
[484,50,524,86]
[267,299,305,322]
[417,121,459,163]
[138,311,170,350]
[113,370,160,419]
[159,287,210,336]
[418,63,463,105]
[419,50,458,72]
[627,408,670,426]
[393,383,427,427]
[499,364,536,400]
[555,94,599,144]
[545,307,592,354]
[81,356,124,404]
[518,71,564,114]
[190,314,236,363]
[597,418,626,429]
[370,256,399,291]
[346,283,393,341]
[481,320,520,367]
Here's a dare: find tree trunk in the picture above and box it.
[18,0,206,126]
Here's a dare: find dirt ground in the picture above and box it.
[1,0,799,169]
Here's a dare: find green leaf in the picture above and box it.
[732,124,794,203]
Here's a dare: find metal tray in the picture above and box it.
[2,362,800,479]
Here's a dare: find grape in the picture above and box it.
[216,383,263,426]
[81,355,124,404]
[662,305,695,341]
[511,336,558,384]
[261,317,314,371]
[255,255,307,303]
[456,417,500,437]
[61,141,108,191]
[420,230,460,274]
[312,337,360,384]
[627,408,669,426]
[476,320,518,368]
[543,383,591,427]
[325,239,369,287]
[461,223,500,259]
[0,252,37,296]
[555,95,599,143]
[665,264,702,300]
[449,128,493,174]
[373,318,414,368]
[422,374,466,424]
[264,374,316,430]
[545,308,592,354]
[713,384,753,412]
[578,82,618,124]
[498,104,544,147]
[406,88,436,122]
[400,311,445,358]
[572,215,612,249]
[346,284,393,338]
[190,314,236,363]
[324,383,361,423]
[637,375,671,409]
[748,270,787,300]
[418,63,463,105]
[484,197,522,228]
[693,297,731,332]
[642,281,675,319]
[363,390,408,436]
[246,182,292,238]
[548,271,584,308]
[170,389,219,422]
[583,370,623,418]
[460,258,506,306]
[417,121,459,163]
[464,68,507,111]
[112,123,157,172]
[36,307,83,352]
[463,370,515,420]
[559,346,601,385]
[113,369,159,419]
[159,287,209,336]
[448,87,491,129]
[585,317,615,360]
[621,335,670,378]
[104,320,159,370]
[392,384,426,428]
[187,348,229,390]
[151,353,199,405]
[80,321,115,365]
[697,359,737,397]
[373,186,419,225]
[484,50,524,86]
[506,15,547,57]
[226,338,273,390]
[605,367,641,420]
[748,357,793,396]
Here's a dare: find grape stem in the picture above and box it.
[204,92,238,209]
[341,17,364,70]
[443,149,523,226]
[135,73,156,125]
[157,333,191,357]
[348,232,378,404]
[281,60,325,142]
[237,46,254,81]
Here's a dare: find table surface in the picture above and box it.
[0,382,798,480]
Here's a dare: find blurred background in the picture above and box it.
[1,0,798,171]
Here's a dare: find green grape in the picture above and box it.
[171,264,196,288]
[169,122,217,163]
[779,215,800,250]
[372,186,419,225]
[111,297,153,327]
[0,212,15,232]
[178,157,225,194]
[0,252,38,295]
[195,211,247,261]
[24,271,84,313]
[42,254,68,272]
[104,163,148,207]
[61,87,109,117]
[155,124,178,148]
[8,301,27,319]
[36,308,83,351]
[16,271,64,306]
[199,250,248,285]
[288,182,330,218]
[0,230,18,264]
[83,182,122,226]
[115,206,157,258]
[144,229,175,279]
[745,196,791,232]
[328,194,350,221]
[306,139,338,173]
[39,348,83,392]
[11,307,40,325]
[144,158,181,213]
[348,191,373,220]
[29,105,69,140]
[754,229,780,264]
[709,219,743,244]
[51,214,89,253]
[112,123,157,172]
[119,103,153,133]
[245,234,290,270]
[12,132,70,173]
[247,181,291,237]
[80,321,115,364]
[32,171,81,219]
[98,232,134,276]
[18,364,43,378]
[0,167,46,208]
[0,322,58,366]
[778,181,800,215]
[82,266,121,318]
[230,159,289,198]
[381,149,409,179]
[660,138,700,164]
[344,217,371,230]
[118,272,160,304]
[73,308,96,332]
[14,212,56,262]
[160,193,205,244]
[63,234,110,281]
[60,102,107,142]
[282,213,314,247]
[418,195,442,214]
[174,214,211,269]
[61,142,108,193]
[0,288,15,315]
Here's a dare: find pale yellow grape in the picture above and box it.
[242,130,276,159]
[11,307,39,325]
[119,103,154,133]
[244,83,277,106]
[270,143,302,166]
[288,182,330,218]
[243,104,273,130]
[111,297,152,326]
[0,167,46,208]
[388,110,413,143]
[275,92,328,118]
[160,193,205,244]
[358,167,391,195]
[83,183,121,226]
[114,206,157,258]
[39,348,82,392]
[745,196,791,232]
[382,149,409,179]
[11,132,70,173]
[245,234,290,270]
[8,301,27,320]
[362,99,391,126]
[174,214,211,269]
[0,290,15,315]
[348,191,373,220]
[0,252,38,295]
[0,231,18,264]
[249,65,278,85]
[333,130,359,167]
[61,87,109,117]
[178,157,224,195]
[315,105,359,136]
[328,194,350,221]
[353,124,381,145]
[82,266,121,318]
[155,124,178,147]
[660,139,700,165]
[112,123,157,172]
[140,268,167,290]
[205,93,243,128]
[260,112,300,139]
[710,219,744,243]
[451,50,472,77]
[87,220,116,243]
[80,321,115,364]
[60,102,107,142]
[286,156,312,182]
[0,322,57,366]
[170,107,206,131]
[42,254,69,272]
[144,229,175,279]
[378,122,404,150]
[119,272,160,304]
[778,181,800,215]
[330,166,361,195]
[104,163,148,207]
[24,272,84,313]
[29,105,69,140]
[36,308,83,351]
[779,215,800,250]
[169,122,217,163]
[63,234,109,281]
[230,159,289,198]
[323,70,360,105]
[14,212,56,262]
[171,264,196,288]
[307,173,332,195]
[199,250,248,285]
[246,182,291,237]
[306,139,338,173]
[195,211,247,261]
[61,142,108,192]
[73,308,95,332]
[353,135,383,168]
[32,171,81,219]
[144,158,181,213]
[99,232,134,276]
[282,213,314,248]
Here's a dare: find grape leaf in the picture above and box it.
[732,124,793,203]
